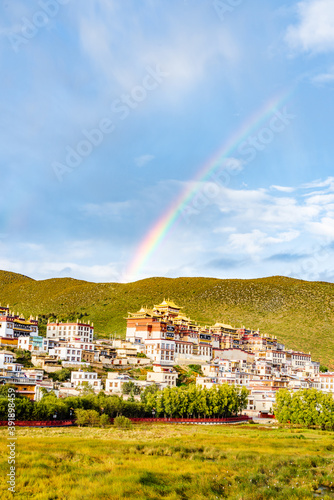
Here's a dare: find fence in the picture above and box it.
[129,416,251,424]
[0,415,251,427]
[0,420,75,427]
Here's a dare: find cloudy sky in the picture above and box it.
[1,0,334,283]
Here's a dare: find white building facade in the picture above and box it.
[46,320,94,343]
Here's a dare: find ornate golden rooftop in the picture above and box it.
[153,299,181,310]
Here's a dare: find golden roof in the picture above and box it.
[127,306,163,319]
[153,299,181,310]
[212,323,236,330]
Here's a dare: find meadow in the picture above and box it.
[0,423,334,499]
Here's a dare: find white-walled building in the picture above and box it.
[144,339,175,366]
[147,365,178,387]
[0,351,14,367]
[0,351,23,374]
[105,373,132,394]
[247,388,276,414]
[214,349,255,364]
[46,320,94,343]
[71,371,103,392]
[257,350,287,366]
[68,341,94,352]
[317,373,334,394]
[18,335,50,352]
[22,369,44,382]
[49,346,82,363]
[0,310,38,338]
[287,351,312,368]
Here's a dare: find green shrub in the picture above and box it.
[100,414,110,427]
[114,415,132,429]
[75,408,89,426]
[75,408,100,426]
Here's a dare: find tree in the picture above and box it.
[14,397,34,421]
[100,414,110,427]
[238,386,249,414]
[102,396,124,417]
[122,381,140,396]
[75,408,89,426]
[78,382,95,396]
[33,394,68,421]
[178,388,190,417]
[0,384,17,398]
[74,409,99,426]
[14,349,33,368]
[87,409,100,426]
[48,368,71,382]
[140,384,159,403]
[174,365,203,386]
[274,388,334,429]
[274,389,292,423]
[114,416,132,429]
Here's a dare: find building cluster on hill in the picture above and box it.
[0,300,332,414]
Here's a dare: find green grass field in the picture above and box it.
[0,424,334,499]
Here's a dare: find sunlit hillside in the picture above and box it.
[0,271,333,368]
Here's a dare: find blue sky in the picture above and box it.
[1,0,334,283]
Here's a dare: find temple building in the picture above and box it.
[0,305,39,342]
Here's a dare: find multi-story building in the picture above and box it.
[0,351,15,367]
[256,350,287,367]
[286,351,312,368]
[105,373,133,394]
[46,320,94,343]
[317,373,334,394]
[71,371,103,392]
[49,345,82,363]
[81,350,95,364]
[18,335,49,352]
[0,306,38,339]
[247,388,276,414]
[4,380,37,400]
[147,365,178,387]
[144,338,175,366]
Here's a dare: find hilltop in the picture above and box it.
[0,270,333,368]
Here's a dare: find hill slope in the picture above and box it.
[0,271,333,368]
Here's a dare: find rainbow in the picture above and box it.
[124,88,294,282]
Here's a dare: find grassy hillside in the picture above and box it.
[0,271,333,368]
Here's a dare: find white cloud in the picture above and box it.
[305,193,334,205]
[307,217,334,238]
[228,229,299,254]
[312,68,334,85]
[270,185,295,193]
[302,177,334,189]
[285,0,334,54]
[75,2,241,100]
[135,154,155,167]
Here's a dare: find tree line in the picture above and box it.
[141,384,249,418]
[275,388,334,430]
[0,383,249,421]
